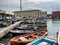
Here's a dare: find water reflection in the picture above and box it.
[47,19,60,39]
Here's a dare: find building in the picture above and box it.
[14,10,47,18]
[47,14,52,19]
[47,11,60,19]
[52,11,60,19]
[0,9,15,20]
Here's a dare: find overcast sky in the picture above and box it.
[0,0,60,14]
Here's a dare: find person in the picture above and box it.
[55,32,58,45]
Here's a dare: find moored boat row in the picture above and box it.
[0,15,47,45]
[10,29,48,45]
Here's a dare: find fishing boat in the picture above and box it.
[9,24,36,36]
[12,18,21,24]
[10,19,37,36]
[33,18,47,28]
[10,29,34,36]
[0,22,9,28]
[27,37,56,45]
[10,29,48,45]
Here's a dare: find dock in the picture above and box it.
[0,21,22,39]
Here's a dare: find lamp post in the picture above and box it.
[20,0,22,11]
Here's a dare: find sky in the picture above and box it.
[0,0,60,14]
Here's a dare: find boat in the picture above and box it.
[10,20,37,36]
[0,43,4,45]
[0,22,9,28]
[27,37,56,45]
[10,28,34,36]
[33,18,47,28]
[10,29,48,45]
[0,12,23,39]
[9,24,36,36]
[12,18,21,24]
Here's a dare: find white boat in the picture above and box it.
[9,26,35,35]
[10,29,34,35]
[0,43,4,45]
[9,20,38,35]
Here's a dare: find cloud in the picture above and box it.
[22,0,60,13]
[0,0,20,11]
[0,0,60,13]
[28,0,54,2]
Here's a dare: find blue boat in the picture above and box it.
[0,22,8,28]
[12,18,20,24]
[27,37,56,45]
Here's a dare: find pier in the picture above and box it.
[0,21,22,39]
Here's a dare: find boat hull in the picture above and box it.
[10,30,34,36]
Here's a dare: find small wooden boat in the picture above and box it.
[10,24,36,36]
[15,26,34,30]
[10,29,34,36]
[10,26,35,35]
[10,29,48,45]
[12,18,20,24]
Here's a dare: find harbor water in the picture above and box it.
[47,19,60,39]
[0,19,60,45]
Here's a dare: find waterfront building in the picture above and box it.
[52,11,60,19]
[47,11,60,19]
[0,9,15,20]
[14,10,47,18]
[0,9,16,25]
[47,14,52,19]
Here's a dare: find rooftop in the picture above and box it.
[13,9,42,13]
